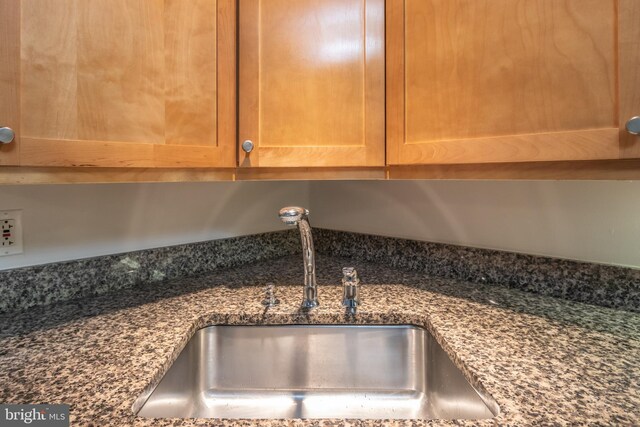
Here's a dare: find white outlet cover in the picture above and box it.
[0,210,23,256]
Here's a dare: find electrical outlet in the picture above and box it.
[0,210,23,256]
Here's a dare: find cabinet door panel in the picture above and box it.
[75,0,165,144]
[388,0,628,165]
[165,0,219,147]
[21,0,78,142]
[2,0,235,168]
[239,0,385,167]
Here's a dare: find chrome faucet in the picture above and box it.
[279,206,319,309]
[342,267,360,314]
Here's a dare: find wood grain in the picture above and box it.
[20,138,231,169]
[388,160,640,181]
[21,0,78,140]
[406,0,616,141]
[20,138,156,168]
[257,146,382,168]
[619,0,640,158]
[259,0,365,148]
[385,0,404,166]
[0,167,234,185]
[165,0,218,147]
[154,144,229,168]
[389,0,621,165]
[397,128,619,165]
[0,0,20,165]
[77,0,165,143]
[4,160,639,184]
[239,0,385,167]
[238,0,260,166]
[10,0,636,177]
[364,0,386,166]
[18,0,236,168]
[236,167,386,181]
[216,0,238,167]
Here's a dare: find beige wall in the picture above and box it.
[310,180,640,268]
[0,181,309,270]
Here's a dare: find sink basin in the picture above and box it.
[136,325,498,420]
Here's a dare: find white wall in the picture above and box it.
[0,181,309,270]
[310,181,640,268]
[2,179,639,270]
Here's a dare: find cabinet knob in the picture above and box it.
[626,117,640,136]
[242,140,254,153]
[0,127,15,144]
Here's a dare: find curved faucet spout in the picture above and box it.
[279,206,319,308]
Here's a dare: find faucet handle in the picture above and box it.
[342,267,360,308]
[262,284,280,307]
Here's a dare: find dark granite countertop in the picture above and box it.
[1,255,639,426]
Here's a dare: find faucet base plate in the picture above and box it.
[301,300,319,309]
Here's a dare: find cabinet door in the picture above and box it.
[239,0,385,168]
[387,0,640,165]
[0,0,236,168]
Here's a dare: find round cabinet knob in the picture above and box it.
[0,127,15,144]
[242,140,254,153]
[626,116,640,136]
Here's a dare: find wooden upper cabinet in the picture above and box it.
[0,0,236,168]
[387,0,640,165]
[238,0,385,168]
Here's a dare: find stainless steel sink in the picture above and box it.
[136,325,498,420]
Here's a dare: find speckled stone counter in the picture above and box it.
[1,255,639,426]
